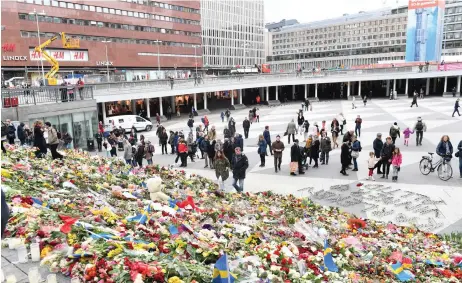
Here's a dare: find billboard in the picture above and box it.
[405,0,445,62]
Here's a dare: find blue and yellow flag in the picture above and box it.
[212,254,237,283]
[169,199,179,211]
[126,205,151,225]
[322,239,338,272]
[390,263,414,282]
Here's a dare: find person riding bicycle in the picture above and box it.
[436,135,453,161]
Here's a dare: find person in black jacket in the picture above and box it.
[290,139,305,176]
[297,113,305,134]
[159,128,169,154]
[372,133,384,174]
[243,117,251,139]
[223,138,234,169]
[1,190,9,238]
[228,118,236,137]
[231,147,248,192]
[17,122,26,145]
[310,136,320,168]
[379,137,395,179]
[95,132,103,152]
[6,119,16,145]
[340,141,350,176]
[33,121,47,158]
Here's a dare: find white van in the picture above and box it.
[105,115,153,133]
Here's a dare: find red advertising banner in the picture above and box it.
[438,62,462,71]
[408,0,442,10]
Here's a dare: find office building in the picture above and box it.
[1,0,202,84]
[265,19,299,31]
[200,0,265,71]
[443,0,462,58]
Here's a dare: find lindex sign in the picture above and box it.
[96,61,113,66]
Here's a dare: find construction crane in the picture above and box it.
[34,32,79,85]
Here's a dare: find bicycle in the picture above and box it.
[419,152,453,181]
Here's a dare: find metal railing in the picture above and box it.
[1,86,94,108]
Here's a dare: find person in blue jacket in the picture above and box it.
[263,125,273,156]
[2,190,9,237]
[257,134,267,167]
[233,133,244,152]
[436,135,453,159]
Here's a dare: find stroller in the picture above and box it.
[300,145,310,171]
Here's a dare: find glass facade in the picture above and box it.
[27,111,97,150]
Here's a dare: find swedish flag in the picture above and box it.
[169,199,179,211]
[212,254,237,283]
[390,262,414,281]
[322,239,338,272]
[126,205,151,225]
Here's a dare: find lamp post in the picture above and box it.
[29,9,46,84]
[101,40,111,82]
[242,42,251,69]
[153,40,161,72]
[192,45,199,77]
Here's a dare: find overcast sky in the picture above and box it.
[264,0,409,24]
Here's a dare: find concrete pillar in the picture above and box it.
[193,93,197,110]
[131,100,137,114]
[102,102,107,121]
[433,78,437,93]
[231,90,234,105]
[457,76,461,93]
[266,86,269,101]
[145,99,150,118]
[444,77,448,93]
[260,87,264,101]
[304,84,307,99]
[347,82,350,97]
[405,79,409,95]
[358,81,361,97]
[386,80,390,95]
[275,86,279,100]
[170,96,175,110]
[204,93,208,109]
[315,83,318,98]
[239,89,243,104]
[426,78,430,95]
[393,79,396,92]
[159,97,163,116]
[292,85,295,100]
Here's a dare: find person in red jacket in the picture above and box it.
[177,138,189,167]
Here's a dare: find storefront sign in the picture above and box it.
[29,48,89,61]
[2,43,16,52]
[96,61,113,66]
[438,62,462,71]
[2,55,27,61]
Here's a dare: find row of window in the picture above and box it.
[18,0,200,25]
[119,0,199,14]
[446,6,462,14]
[445,14,462,23]
[20,31,199,48]
[445,23,462,31]
[271,46,406,60]
[19,14,201,37]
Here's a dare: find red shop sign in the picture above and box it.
[2,43,16,52]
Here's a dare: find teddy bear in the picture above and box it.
[146,176,170,202]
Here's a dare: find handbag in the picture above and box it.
[351,151,359,158]
[290,162,298,173]
[283,131,288,136]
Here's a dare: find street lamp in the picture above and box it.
[101,40,111,82]
[242,42,251,68]
[192,45,200,77]
[153,40,161,72]
[29,9,46,84]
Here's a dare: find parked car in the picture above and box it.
[105,115,153,133]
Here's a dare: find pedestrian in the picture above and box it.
[234,133,244,152]
[389,122,400,144]
[187,117,194,132]
[249,110,254,124]
[309,135,320,168]
[286,119,297,144]
[231,147,248,192]
[214,150,230,190]
[187,132,197,162]
[452,86,457,97]
[389,89,393,100]
[330,118,339,148]
[223,126,231,140]
[202,115,209,132]
[33,121,47,158]
[351,135,361,171]
[257,134,267,167]
[391,147,402,182]
[272,135,285,173]
[413,117,426,146]
[62,132,73,149]
[243,117,250,139]
[17,122,26,145]
[24,125,32,146]
[363,95,367,107]
[420,87,424,99]
[225,109,231,122]
[320,132,332,165]
[123,139,134,165]
[228,117,236,137]
[263,126,273,155]
[457,139,462,178]
[403,127,413,147]
[195,124,203,140]
[6,119,16,145]
[201,135,211,168]
[453,98,461,117]
[297,113,305,134]
[168,131,175,154]
[167,106,172,120]
[134,141,145,166]
[45,122,63,160]
[436,135,453,159]
[367,152,378,181]
[178,138,188,167]
[338,113,346,135]
[340,141,350,176]
[145,140,155,165]
[220,111,225,122]
[110,143,118,157]
[290,139,304,176]
[208,125,217,141]
[410,91,419,107]
[380,137,395,179]
[352,96,357,109]
[95,132,103,151]
[354,115,362,138]
[223,138,234,166]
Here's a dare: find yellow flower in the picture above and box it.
[107,247,123,258]
[67,233,77,245]
[1,169,12,178]
[202,251,210,257]
[168,276,184,283]
[41,245,53,258]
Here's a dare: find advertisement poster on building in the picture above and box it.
[405,0,445,62]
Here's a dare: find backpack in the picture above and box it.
[148,144,154,153]
[415,121,423,131]
[57,131,62,139]
[390,127,398,136]
[187,119,193,127]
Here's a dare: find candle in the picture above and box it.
[70,278,81,283]
[8,238,21,249]
[16,245,28,263]
[30,243,40,262]
[28,267,40,283]
[5,275,16,283]
[47,274,57,283]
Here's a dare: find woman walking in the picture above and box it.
[257,134,267,167]
[351,135,361,171]
[297,113,305,135]
[340,141,350,176]
[214,150,230,190]
[331,118,340,148]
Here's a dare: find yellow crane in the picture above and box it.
[34,32,79,85]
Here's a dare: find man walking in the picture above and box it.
[354,115,362,138]
[243,117,250,139]
[380,137,395,179]
[290,139,305,176]
[263,126,273,155]
[410,91,418,107]
[231,147,248,193]
[272,135,285,173]
[452,86,457,97]
[413,117,426,146]
[453,98,461,117]
[389,122,400,144]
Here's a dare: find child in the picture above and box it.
[403,127,413,146]
[391,147,402,182]
[321,120,326,131]
[367,151,378,181]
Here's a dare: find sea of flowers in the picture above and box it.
[1,146,462,283]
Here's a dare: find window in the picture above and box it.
[128,11,133,16]
[122,10,127,15]
[109,8,115,14]
[116,9,121,15]
[43,0,50,5]
[139,12,144,18]
[82,5,88,10]
[103,7,108,13]
[136,117,144,122]
[97,22,103,27]
[89,5,95,11]
[134,12,139,17]
[75,4,81,9]
[53,17,61,23]
[59,1,66,8]
[67,3,74,8]
[96,7,102,12]
[34,0,42,4]
[26,0,33,3]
